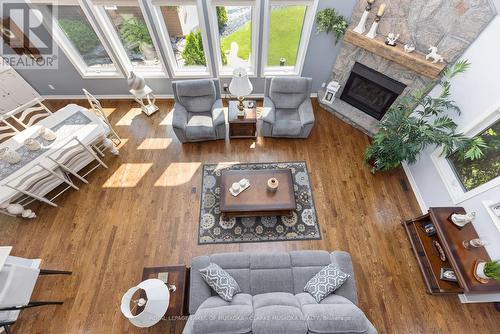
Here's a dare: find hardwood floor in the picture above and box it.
[1,99,498,333]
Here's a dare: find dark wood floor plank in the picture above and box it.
[0,99,497,333]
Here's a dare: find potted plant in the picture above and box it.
[475,260,500,282]
[364,60,487,173]
[315,8,348,44]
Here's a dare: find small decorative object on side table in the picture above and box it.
[321,81,340,105]
[130,85,159,116]
[228,100,257,139]
[141,265,189,317]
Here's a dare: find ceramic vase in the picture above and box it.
[0,147,22,164]
[127,71,146,91]
[24,138,41,151]
[40,126,57,141]
[475,262,489,280]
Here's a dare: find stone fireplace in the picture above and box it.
[340,62,406,120]
[319,0,496,136]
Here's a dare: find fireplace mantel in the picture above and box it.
[343,29,445,79]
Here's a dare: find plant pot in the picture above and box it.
[474,260,489,283]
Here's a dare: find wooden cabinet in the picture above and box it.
[403,207,500,295]
[228,100,258,139]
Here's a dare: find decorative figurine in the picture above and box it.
[404,43,415,53]
[353,0,376,34]
[385,33,399,46]
[426,46,444,63]
[24,138,41,151]
[0,147,22,164]
[127,71,146,92]
[39,126,57,141]
[451,211,475,227]
[366,4,386,39]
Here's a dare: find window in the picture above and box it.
[208,0,259,76]
[431,105,500,203]
[447,119,500,192]
[151,0,211,77]
[30,1,120,78]
[262,0,317,75]
[93,0,167,76]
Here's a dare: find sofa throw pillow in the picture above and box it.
[199,263,241,302]
[304,264,350,303]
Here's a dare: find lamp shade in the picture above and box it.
[120,279,170,328]
[229,67,253,97]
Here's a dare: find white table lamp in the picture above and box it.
[229,67,253,116]
[120,279,170,328]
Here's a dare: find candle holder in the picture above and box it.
[366,14,382,39]
[353,1,374,34]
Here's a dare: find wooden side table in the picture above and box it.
[228,100,257,139]
[142,265,189,317]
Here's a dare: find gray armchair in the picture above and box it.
[172,79,226,143]
[262,77,314,138]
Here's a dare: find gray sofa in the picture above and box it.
[183,251,377,334]
[172,79,226,143]
[262,77,315,138]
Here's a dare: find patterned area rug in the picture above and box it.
[198,162,321,244]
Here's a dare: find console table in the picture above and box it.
[403,207,500,295]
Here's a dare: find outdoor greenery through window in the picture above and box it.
[159,5,207,70]
[447,119,500,191]
[217,6,252,69]
[267,5,306,67]
[56,5,114,71]
[104,6,160,69]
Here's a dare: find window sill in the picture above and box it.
[263,67,300,77]
[171,70,212,79]
[81,71,124,79]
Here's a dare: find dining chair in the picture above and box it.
[82,89,121,145]
[0,120,19,143]
[0,255,71,334]
[6,163,78,207]
[11,101,52,129]
[49,136,108,184]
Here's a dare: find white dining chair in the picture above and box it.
[83,89,121,145]
[49,136,108,184]
[0,121,19,143]
[6,163,78,208]
[0,255,71,334]
[11,101,52,129]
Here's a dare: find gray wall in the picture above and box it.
[1,0,357,96]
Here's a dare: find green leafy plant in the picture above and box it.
[484,260,500,281]
[364,60,487,173]
[119,17,153,52]
[315,8,348,44]
[58,19,100,54]
[182,30,226,65]
[216,6,228,30]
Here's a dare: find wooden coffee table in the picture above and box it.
[220,169,296,217]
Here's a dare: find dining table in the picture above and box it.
[0,104,114,206]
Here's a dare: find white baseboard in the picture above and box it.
[42,93,318,100]
[402,162,427,214]
[458,292,500,303]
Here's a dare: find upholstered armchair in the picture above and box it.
[261,77,315,138]
[171,79,226,143]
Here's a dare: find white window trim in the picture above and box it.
[148,0,212,78]
[27,0,123,78]
[261,0,317,76]
[207,0,260,78]
[431,101,500,204]
[90,0,169,78]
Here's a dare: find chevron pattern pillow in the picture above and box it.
[199,263,241,302]
[304,264,350,303]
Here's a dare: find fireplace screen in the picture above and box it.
[340,63,406,120]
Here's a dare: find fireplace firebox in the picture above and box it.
[340,63,406,120]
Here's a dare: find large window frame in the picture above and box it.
[207,0,260,77]
[28,0,123,78]
[148,0,212,78]
[431,101,500,204]
[261,0,317,76]
[90,0,168,78]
